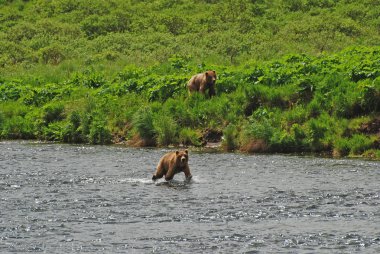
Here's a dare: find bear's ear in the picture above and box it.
[212,70,216,74]
[184,149,188,154]
[205,72,208,76]
[176,151,179,155]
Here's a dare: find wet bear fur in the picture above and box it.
[152,150,192,181]
[187,70,217,97]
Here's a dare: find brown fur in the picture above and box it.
[187,70,217,97]
[152,150,192,181]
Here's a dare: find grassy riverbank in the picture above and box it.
[1,46,380,159]
[1,0,380,158]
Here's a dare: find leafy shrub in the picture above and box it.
[117,65,145,81]
[163,98,195,127]
[147,75,187,101]
[240,115,274,153]
[132,106,156,145]
[334,134,374,156]
[360,77,380,113]
[283,106,308,125]
[168,55,189,70]
[153,114,178,146]
[72,70,107,88]
[42,103,65,124]
[0,81,24,101]
[296,78,315,103]
[222,123,238,151]
[269,128,298,152]
[20,84,70,106]
[362,149,380,159]
[333,138,351,157]
[2,116,36,139]
[63,111,85,143]
[349,134,373,155]
[305,117,328,152]
[291,123,307,145]
[0,111,4,135]
[307,97,323,117]
[188,95,231,128]
[88,117,112,145]
[78,113,90,142]
[39,44,65,65]
[179,128,201,147]
[42,121,65,141]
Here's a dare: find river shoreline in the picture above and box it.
[2,139,379,161]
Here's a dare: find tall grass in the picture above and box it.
[153,114,178,147]
[131,106,156,146]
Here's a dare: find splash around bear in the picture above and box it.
[152,150,192,181]
[187,70,217,97]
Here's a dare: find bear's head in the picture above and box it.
[205,70,217,86]
[176,149,188,167]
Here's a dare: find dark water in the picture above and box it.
[0,141,379,253]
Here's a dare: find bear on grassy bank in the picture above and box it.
[152,150,192,181]
[187,70,217,97]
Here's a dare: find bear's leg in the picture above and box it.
[164,167,175,181]
[199,85,206,95]
[152,173,164,181]
[184,166,192,180]
[208,86,216,97]
[152,166,165,181]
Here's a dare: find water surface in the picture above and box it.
[0,141,379,253]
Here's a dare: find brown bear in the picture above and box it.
[187,70,217,97]
[152,150,192,181]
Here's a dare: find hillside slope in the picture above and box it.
[1,0,380,159]
[1,0,380,75]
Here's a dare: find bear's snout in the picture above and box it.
[181,156,186,162]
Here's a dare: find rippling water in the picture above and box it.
[0,141,379,253]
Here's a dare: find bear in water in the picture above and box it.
[152,150,192,181]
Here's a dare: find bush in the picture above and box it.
[360,77,380,113]
[132,106,156,145]
[147,75,187,101]
[42,121,65,141]
[240,117,274,153]
[269,128,297,152]
[0,82,24,101]
[63,111,85,143]
[222,123,238,151]
[153,114,178,146]
[349,134,373,155]
[39,44,65,65]
[88,118,112,145]
[305,116,328,152]
[2,116,36,139]
[163,97,195,127]
[0,111,5,136]
[72,70,107,88]
[333,138,351,157]
[42,102,65,124]
[179,128,201,147]
[334,134,374,156]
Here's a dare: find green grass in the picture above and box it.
[1,1,380,159]
[1,47,380,158]
[1,0,380,75]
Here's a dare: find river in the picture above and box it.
[0,141,379,253]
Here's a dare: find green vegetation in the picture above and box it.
[1,0,380,75]
[1,0,380,159]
